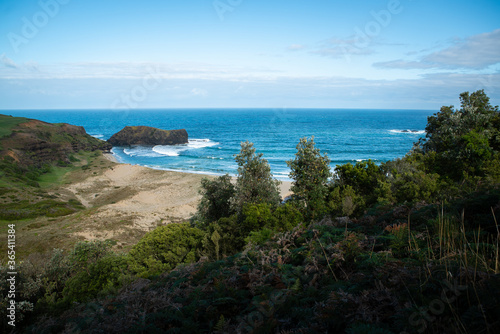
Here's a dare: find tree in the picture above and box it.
[287,137,331,220]
[197,174,235,223]
[232,141,281,211]
[418,90,500,179]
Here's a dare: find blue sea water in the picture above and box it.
[2,109,434,180]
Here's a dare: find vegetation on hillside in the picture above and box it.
[1,91,500,333]
[0,115,111,222]
[0,115,29,139]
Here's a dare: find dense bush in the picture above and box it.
[200,216,242,260]
[129,223,204,277]
[328,184,366,217]
[334,160,386,201]
[67,240,114,273]
[200,202,304,259]
[62,254,128,302]
[382,158,440,203]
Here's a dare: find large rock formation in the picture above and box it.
[108,126,188,146]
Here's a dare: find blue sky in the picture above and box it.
[0,0,499,109]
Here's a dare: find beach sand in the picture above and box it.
[62,154,291,246]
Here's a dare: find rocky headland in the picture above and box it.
[107,126,188,146]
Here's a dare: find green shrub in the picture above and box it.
[383,158,439,203]
[245,228,274,246]
[334,159,384,206]
[67,240,113,273]
[201,217,242,260]
[62,254,128,303]
[329,185,366,217]
[241,203,276,233]
[272,202,304,231]
[129,223,204,277]
[0,199,81,220]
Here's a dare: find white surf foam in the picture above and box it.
[188,139,219,149]
[152,139,219,157]
[123,147,161,158]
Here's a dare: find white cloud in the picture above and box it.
[0,61,282,80]
[190,88,208,97]
[375,29,500,70]
[0,54,19,69]
[1,72,498,109]
[286,44,305,51]
[312,36,377,59]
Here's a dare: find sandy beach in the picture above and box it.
[56,153,292,247]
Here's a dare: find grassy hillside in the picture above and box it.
[0,115,113,258]
[0,115,29,138]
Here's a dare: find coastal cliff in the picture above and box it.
[108,126,188,146]
[0,114,111,169]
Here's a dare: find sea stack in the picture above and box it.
[108,126,188,146]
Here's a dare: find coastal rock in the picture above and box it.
[108,126,188,146]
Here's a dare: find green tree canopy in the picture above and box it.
[287,137,331,219]
[418,90,500,179]
[232,141,281,210]
[197,174,236,223]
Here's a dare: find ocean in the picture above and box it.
[2,109,434,181]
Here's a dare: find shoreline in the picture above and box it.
[103,150,293,199]
[103,152,119,163]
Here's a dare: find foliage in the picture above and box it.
[418,89,500,180]
[241,202,276,234]
[67,240,114,274]
[197,174,236,223]
[287,136,331,220]
[328,185,366,217]
[26,204,500,333]
[334,159,388,206]
[245,227,274,246]
[0,156,52,187]
[201,217,242,260]
[129,223,204,277]
[201,202,304,258]
[62,254,128,303]
[272,202,304,232]
[232,141,282,210]
[382,158,440,203]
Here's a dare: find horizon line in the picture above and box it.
[0,107,436,112]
